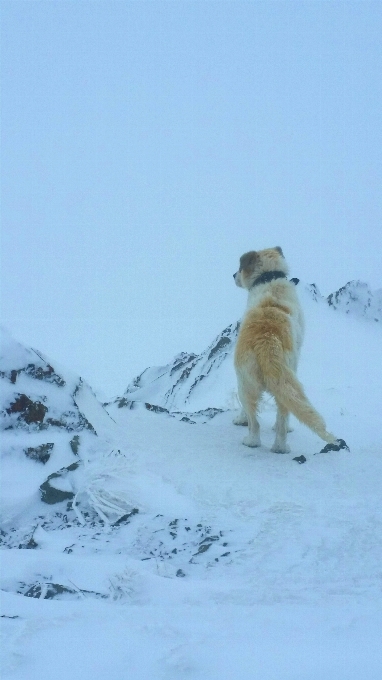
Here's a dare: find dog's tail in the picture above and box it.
[256,335,337,444]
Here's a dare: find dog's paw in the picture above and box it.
[242,434,261,448]
[271,443,291,454]
[233,416,248,426]
[316,438,350,454]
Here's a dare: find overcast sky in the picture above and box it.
[1,1,381,396]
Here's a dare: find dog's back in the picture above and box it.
[235,280,303,388]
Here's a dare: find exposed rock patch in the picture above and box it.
[24,443,54,464]
[40,462,80,504]
[5,394,48,426]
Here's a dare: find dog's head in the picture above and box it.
[233,246,287,289]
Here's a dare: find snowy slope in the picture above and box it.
[2,282,382,680]
[107,321,240,420]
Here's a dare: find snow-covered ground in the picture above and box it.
[1,281,382,679]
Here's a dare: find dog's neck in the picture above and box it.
[250,270,287,289]
[245,270,288,311]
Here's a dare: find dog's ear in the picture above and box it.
[274,246,284,257]
[240,251,258,270]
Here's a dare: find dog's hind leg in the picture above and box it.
[271,402,290,453]
[272,414,293,433]
[238,381,262,448]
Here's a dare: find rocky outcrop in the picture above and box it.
[106,322,240,420]
[0,328,114,517]
[326,280,382,323]
[39,462,80,504]
[24,443,54,464]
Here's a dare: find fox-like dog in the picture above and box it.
[233,247,346,454]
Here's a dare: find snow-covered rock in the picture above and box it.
[106,322,240,421]
[326,280,382,322]
[0,327,129,527]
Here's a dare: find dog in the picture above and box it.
[233,247,344,454]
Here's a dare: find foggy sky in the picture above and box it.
[2,1,381,395]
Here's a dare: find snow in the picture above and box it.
[3,590,382,680]
[1,285,382,679]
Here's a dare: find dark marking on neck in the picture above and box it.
[250,270,287,289]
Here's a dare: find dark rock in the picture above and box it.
[307,283,321,301]
[1,615,20,619]
[69,435,80,455]
[45,411,96,433]
[199,535,220,545]
[24,363,66,387]
[193,543,212,555]
[293,455,307,464]
[18,582,108,600]
[178,365,193,382]
[207,335,231,360]
[196,408,224,419]
[40,462,80,504]
[116,398,132,409]
[24,443,54,464]
[18,535,38,549]
[170,353,197,376]
[22,583,75,599]
[1,363,65,387]
[145,403,169,414]
[112,508,139,526]
[6,394,47,425]
[190,533,224,560]
[317,439,349,454]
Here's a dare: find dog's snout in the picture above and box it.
[233,273,236,279]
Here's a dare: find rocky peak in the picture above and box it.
[107,322,240,421]
[326,280,382,323]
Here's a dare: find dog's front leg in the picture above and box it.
[242,415,261,448]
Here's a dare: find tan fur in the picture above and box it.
[233,247,337,452]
